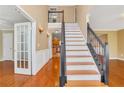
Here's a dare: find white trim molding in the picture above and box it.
[110,57,118,60]
[0,59,3,61]
[0,29,14,31]
[110,57,124,61]
[16,5,35,22]
[117,58,124,61]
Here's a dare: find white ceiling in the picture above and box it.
[0,5,29,30]
[89,5,124,31]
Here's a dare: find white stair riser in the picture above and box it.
[67,75,101,81]
[65,26,80,30]
[66,54,91,56]
[65,25,79,28]
[65,23,78,24]
[65,23,79,26]
[65,33,82,35]
[65,24,78,25]
[66,25,79,26]
[65,30,80,32]
[66,42,85,45]
[65,24,79,26]
[65,27,79,29]
[66,57,94,62]
[66,51,91,56]
[66,38,84,41]
[65,35,82,37]
[66,46,88,50]
[65,25,79,26]
[65,29,80,31]
[65,32,81,34]
[65,25,79,27]
[65,28,80,32]
[67,65,97,70]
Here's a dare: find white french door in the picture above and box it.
[14,22,32,75]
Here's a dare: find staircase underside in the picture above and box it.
[64,23,102,87]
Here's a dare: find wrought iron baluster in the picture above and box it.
[87,23,109,85]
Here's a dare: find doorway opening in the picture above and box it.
[52,30,61,58]
[0,6,34,78]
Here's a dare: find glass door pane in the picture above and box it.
[14,22,32,75]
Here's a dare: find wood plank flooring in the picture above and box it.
[0,60,30,87]
[109,59,124,87]
[0,59,124,87]
[23,57,60,87]
[0,57,60,87]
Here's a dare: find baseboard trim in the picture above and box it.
[117,58,124,61]
[0,59,14,61]
[33,58,52,76]
[110,57,118,60]
[110,57,124,61]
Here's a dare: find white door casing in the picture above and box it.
[14,22,32,75]
[48,34,52,59]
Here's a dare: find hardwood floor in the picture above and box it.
[0,61,30,87]
[23,57,60,87]
[0,59,124,87]
[0,57,60,87]
[109,59,124,87]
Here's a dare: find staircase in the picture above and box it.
[64,23,103,87]
[48,10,108,87]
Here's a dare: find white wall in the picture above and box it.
[0,30,14,61]
[76,6,91,40]
[0,31,2,60]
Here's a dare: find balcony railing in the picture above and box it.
[48,10,63,23]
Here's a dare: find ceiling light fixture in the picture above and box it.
[55,30,59,33]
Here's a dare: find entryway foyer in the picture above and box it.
[0,5,124,87]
